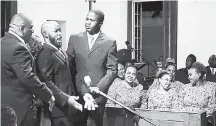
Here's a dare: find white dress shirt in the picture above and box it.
[210,67,216,74]
[87,31,100,50]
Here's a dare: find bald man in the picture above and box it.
[36,21,82,126]
[1,13,55,126]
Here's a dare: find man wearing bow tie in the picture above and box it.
[36,21,83,126]
[67,9,118,126]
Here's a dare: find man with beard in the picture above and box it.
[1,13,55,126]
[67,9,118,126]
[176,54,197,84]
[36,21,82,126]
[206,54,216,83]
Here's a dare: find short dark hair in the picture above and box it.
[89,9,105,23]
[1,104,17,126]
[187,54,197,62]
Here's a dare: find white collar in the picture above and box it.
[45,42,60,51]
[87,31,100,40]
[210,67,215,72]
[9,31,25,44]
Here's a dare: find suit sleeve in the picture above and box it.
[36,51,69,107]
[11,45,52,103]
[97,40,118,92]
[67,35,90,96]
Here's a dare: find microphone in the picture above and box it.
[84,75,91,87]
[125,41,133,50]
[84,75,100,94]
[83,76,157,126]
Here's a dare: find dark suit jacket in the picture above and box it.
[36,43,76,117]
[1,32,53,126]
[206,66,216,83]
[67,31,117,103]
[175,68,190,84]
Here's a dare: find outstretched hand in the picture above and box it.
[83,93,98,110]
[68,96,83,111]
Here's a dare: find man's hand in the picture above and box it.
[68,96,83,112]
[83,93,98,110]
[48,96,55,111]
[89,87,100,94]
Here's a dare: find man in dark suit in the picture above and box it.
[206,54,216,83]
[1,13,55,126]
[36,21,83,126]
[67,9,118,126]
[176,54,197,84]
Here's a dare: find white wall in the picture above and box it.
[93,0,128,50]
[17,0,128,51]
[18,0,89,51]
[178,1,216,69]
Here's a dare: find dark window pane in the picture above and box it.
[135,39,137,49]
[135,27,137,37]
[135,15,137,25]
[135,3,137,13]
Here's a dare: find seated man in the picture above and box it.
[206,54,216,83]
[176,54,196,84]
[1,104,17,126]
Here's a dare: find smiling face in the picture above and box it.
[188,68,200,86]
[165,64,176,80]
[159,74,172,90]
[85,12,102,35]
[47,22,62,48]
[124,67,137,84]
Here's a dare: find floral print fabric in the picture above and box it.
[177,81,216,116]
[106,78,147,108]
[146,86,178,111]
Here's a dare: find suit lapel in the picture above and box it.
[44,43,67,64]
[81,32,91,54]
[90,32,104,54]
[54,51,67,64]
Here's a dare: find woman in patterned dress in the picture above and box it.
[104,66,147,126]
[106,66,147,108]
[145,71,178,110]
[147,62,184,97]
[177,62,216,125]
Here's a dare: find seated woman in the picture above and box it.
[177,62,216,125]
[106,66,147,108]
[146,71,178,111]
[117,62,125,80]
[147,62,184,96]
